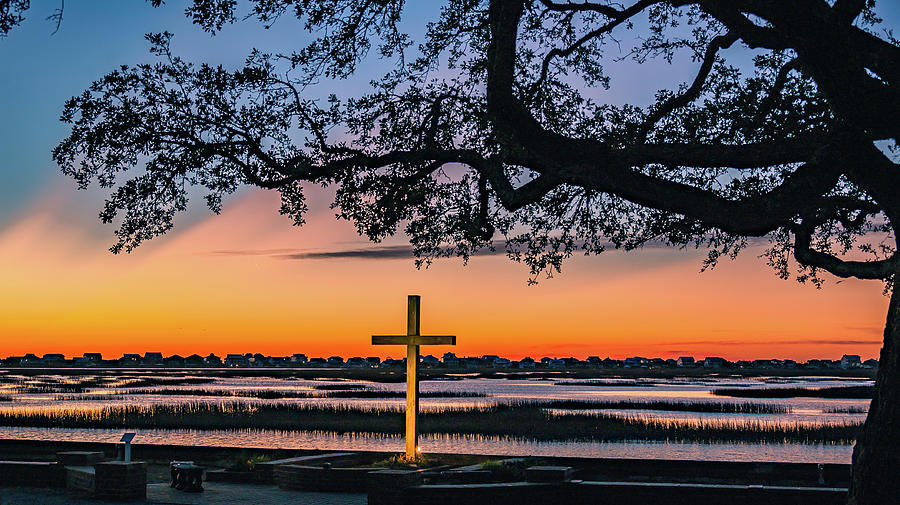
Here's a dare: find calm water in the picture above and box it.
[0,372,870,463]
[0,426,852,463]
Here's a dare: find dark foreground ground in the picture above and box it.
[0,483,366,505]
[0,439,851,505]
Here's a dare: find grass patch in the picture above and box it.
[478,458,546,481]
[712,386,873,399]
[112,377,216,388]
[555,381,657,387]
[371,453,445,469]
[540,399,790,414]
[0,401,859,444]
[93,388,484,399]
[312,384,371,390]
[823,406,868,414]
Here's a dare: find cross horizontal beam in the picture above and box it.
[372,335,456,346]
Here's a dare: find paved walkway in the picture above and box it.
[147,483,366,505]
[0,484,367,505]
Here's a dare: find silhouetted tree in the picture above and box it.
[12,1,900,502]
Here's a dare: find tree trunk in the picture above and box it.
[849,278,900,504]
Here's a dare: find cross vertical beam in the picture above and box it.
[406,295,420,458]
[372,295,455,459]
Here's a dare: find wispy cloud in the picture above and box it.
[660,339,882,346]
[210,245,511,260]
[280,245,417,260]
[209,248,307,257]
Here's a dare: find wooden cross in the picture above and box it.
[372,295,455,458]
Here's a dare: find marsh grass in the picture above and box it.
[85,388,485,399]
[540,399,790,414]
[712,386,873,399]
[823,405,868,414]
[554,381,658,387]
[112,377,216,388]
[0,401,859,443]
[313,384,371,390]
[1,376,215,393]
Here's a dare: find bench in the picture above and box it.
[170,461,204,492]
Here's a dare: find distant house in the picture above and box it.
[492,357,511,368]
[344,357,367,368]
[164,355,185,367]
[806,359,838,369]
[460,357,480,369]
[841,354,862,369]
[863,358,879,369]
[185,354,205,367]
[327,356,344,367]
[481,355,500,368]
[676,356,695,368]
[601,358,619,368]
[548,358,566,369]
[623,356,647,368]
[703,357,727,369]
[42,354,66,364]
[83,353,103,363]
[518,357,536,369]
[205,354,223,366]
[119,354,141,366]
[291,354,309,365]
[441,352,459,368]
[563,357,583,368]
[379,358,402,368]
[421,355,440,368]
[22,353,41,365]
[270,356,289,367]
[308,357,327,367]
[251,353,270,367]
[365,356,382,368]
[143,352,164,365]
[224,354,249,367]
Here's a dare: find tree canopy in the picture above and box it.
[4,2,900,502]
[20,0,891,289]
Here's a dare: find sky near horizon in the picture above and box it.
[0,1,895,361]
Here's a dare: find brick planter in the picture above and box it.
[0,461,65,488]
[66,466,95,497]
[367,469,425,505]
[94,461,147,501]
[275,464,376,492]
[57,451,105,466]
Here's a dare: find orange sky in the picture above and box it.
[0,180,888,362]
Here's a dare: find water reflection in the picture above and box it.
[0,426,852,463]
[0,372,870,463]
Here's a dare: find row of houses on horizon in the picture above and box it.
[0,352,878,370]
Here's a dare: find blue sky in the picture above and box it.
[0,1,894,359]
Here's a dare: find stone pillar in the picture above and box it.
[367,469,423,505]
[94,461,147,501]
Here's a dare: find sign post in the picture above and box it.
[120,432,136,462]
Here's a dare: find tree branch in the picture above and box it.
[793,219,898,279]
[635,31,738,142]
